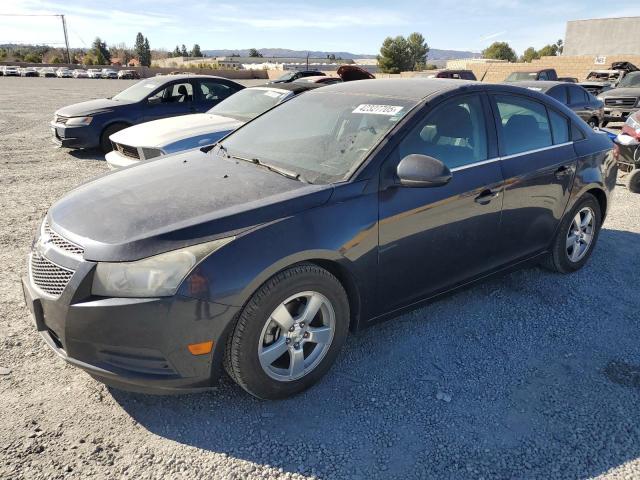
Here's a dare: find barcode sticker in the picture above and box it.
[353,104,404,115]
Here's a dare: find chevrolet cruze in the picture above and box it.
[23,79,616,399]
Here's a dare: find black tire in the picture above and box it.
[224,264,349,399]
[100,123,128,153]
[543,193,602,273]
[588,117,599,129]
[626,169,640,194]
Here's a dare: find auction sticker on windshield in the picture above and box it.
[353,104,404,115]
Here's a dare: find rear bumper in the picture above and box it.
[22,273,239,394]
[50,122,100,149]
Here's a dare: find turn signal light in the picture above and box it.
[187,340,214,355]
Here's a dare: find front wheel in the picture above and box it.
[224,264,349,399]
[626,168,640,194]
[100,123,128,153]
[543,194,601,273]
[588,117,599,129]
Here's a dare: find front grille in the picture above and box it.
[604,97,637,108]
[43,222,84,256]
[54,115,68,124]
[30,252,74,297]
[116,143,140,159]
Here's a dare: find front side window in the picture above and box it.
[219,91,416,184]
[398,94,488,169]
[494,94,552,155]
[618,73,640,88]
[147,82,193,104]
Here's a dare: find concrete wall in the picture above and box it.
[564,17,640,56]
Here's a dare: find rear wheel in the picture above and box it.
[224,264,349,399]
[626,169,640,194]
[100,123,128,153]
[543,194,601,273]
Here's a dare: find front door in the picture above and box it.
[489,93,577,265]
[377,93,505,313]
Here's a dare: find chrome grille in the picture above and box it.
[30,252,74,297]
[115,143,140,159]
[44,222,84,256]
[604,97,637,108]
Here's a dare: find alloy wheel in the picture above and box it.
[566,207,595,262]
[258,291,335,382]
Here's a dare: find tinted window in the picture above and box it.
[494,95,552,155]
[568,86,587,105]
[548,86,568,104]
[148,81,193,104]
[549,109,569,144]
[398,95,488,169]
[572,123,586,141]
[539,72,549,80]
[198,80,236,102]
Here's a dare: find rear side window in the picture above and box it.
[198,81,236,102]
[494,95,552,155]
[548,86,568,105]
[548,109,569,144]
[568,86,587,104]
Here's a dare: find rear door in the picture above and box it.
[567,85,592,122]
[489,93,576,265]
[377,93,504,311]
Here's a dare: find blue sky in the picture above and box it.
[3,0,640,55]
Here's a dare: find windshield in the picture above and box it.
[618,73,640,88]
[276,72,295,81]
[208,88,290,121]
[506,72,537,81]
[219,91,416,184]
[113,79,164,102]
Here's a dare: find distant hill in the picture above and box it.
[202,47,479,61]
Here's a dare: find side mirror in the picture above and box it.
[396,154,452,188]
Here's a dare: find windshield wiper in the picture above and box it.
[230,154,308,182]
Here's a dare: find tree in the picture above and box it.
[407,32,429,70]
[172,45,181,57]
[520,47,539,63]
[191,44,202,57]
[24,52,42,63]
[248,48,263,58]
[134,32,145,61]
[482,41,517,62]
[89,37,110,65]
[139,37,151,66]
[180,44,188,56]
[538,43,559,57]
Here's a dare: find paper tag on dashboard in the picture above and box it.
[352,104,404,115]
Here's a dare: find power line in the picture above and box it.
[0,13,71,62]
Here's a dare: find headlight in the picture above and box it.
[92,237,234,297]
[65,116,93,126]
[141,147,164,160]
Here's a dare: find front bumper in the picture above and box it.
[603,107,639,123]
[22,251,239,394]
[105,149,141,169]
[50,122,100,149]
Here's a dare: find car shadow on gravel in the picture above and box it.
[111,228,640,480]
[66,148,106,161]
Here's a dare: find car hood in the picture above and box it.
[109,113,243,148]
[598,87,640,98]
[55,98,131,117]
[47,149,333,261]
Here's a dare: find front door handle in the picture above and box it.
[474,189,500,205]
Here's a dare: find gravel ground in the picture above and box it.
[1,77,639,480]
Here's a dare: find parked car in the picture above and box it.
[505,69,558,82]
[86,68,102,78]
[106,82,321,168]
[417,69,477,80]
[613,112,640,193]
[271,70,325,83]
[24,79,616,399]
[295,76,342,85]
[21,67,38,77]
[514,81,604,128]
[117,69,139,79]
[580,62,639,96]
[558,77,578,83]
[101,68,118,79]
[39,67,56,78]
[56,68,72,78]
[293,65,375,86]
[72,69,88,79]
[597,72,640,126]
[3,65,21,76]
[51,75,245,152]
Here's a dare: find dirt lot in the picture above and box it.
[1,77,639,480]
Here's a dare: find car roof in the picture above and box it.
[152,74,239,82]
[313,78,477,100]
[251,82,324,94]
[503,80,568,92]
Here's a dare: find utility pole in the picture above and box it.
[60,15,71,64]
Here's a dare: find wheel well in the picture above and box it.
[307,259,361,332]
[101,122,130,138]
[586,188,607,220]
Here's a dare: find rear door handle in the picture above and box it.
[474,189,500,204]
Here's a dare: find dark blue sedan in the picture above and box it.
[50,74,245,152]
